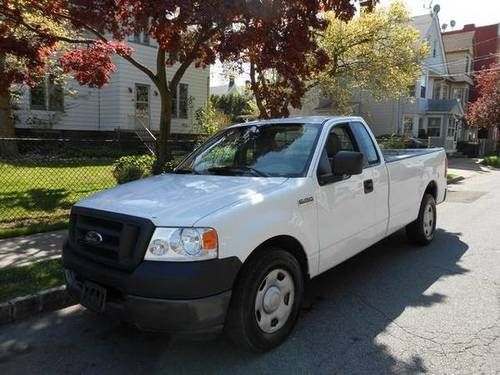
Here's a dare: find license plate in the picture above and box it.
[81,281,107,313]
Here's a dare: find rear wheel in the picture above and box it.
[406,194,437,245]
[224,248,304,352]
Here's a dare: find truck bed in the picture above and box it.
[382,148,444,163]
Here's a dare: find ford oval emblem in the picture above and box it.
[84,231,103,245]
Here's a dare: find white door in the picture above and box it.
[135,84,150,129]
[316,123,378,273]
[349,121,389,239]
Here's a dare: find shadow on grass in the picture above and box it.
[0,188,71,217]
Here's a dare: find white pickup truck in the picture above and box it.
[63,116,447,351]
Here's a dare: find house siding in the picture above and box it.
[295,12,463,152]
[13,40,209,134]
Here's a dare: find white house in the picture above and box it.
[13,32,210,137]
[295,10,466,153]
[210,76,248,97]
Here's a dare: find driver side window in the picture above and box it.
[326,126,355,158]
[317,125,356,177]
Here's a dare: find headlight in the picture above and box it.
[144,228,218,262]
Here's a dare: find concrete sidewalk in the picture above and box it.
[0,230,66,270]
[448,157,491,180]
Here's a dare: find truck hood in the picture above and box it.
[75,174,288,226]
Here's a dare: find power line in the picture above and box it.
[423,53,500,70]
[435,67,500,78]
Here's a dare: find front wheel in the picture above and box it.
[224,248,304,352]
[406,194,437,245]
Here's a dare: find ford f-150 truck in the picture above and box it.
[63,116,447,351]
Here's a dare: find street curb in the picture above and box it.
[447,176,465,184]
[0,286,77,325]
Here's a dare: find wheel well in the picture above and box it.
[425,181,438,200]
[244,235,310,281]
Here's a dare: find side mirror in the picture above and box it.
[318,151,364,185]
[331,151,364,176]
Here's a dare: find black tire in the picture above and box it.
[224,248,304,352]
[406,193,437,245]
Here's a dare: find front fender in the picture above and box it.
[194,178,320,277]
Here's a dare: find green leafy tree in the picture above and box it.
[317,1,429,113]
[194,100,231,140]
[210,94,256,123]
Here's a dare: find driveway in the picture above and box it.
[1,170,499,374]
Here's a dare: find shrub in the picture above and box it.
[210,93,256,123]
[377,135,413,150]
[113,155,155,184]
[163,157,183,173]
[482,156,500,168]
[112,155,186,184]
[194,100,231,141]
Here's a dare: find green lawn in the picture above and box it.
[0,258,65,302]
[0,158,116,238]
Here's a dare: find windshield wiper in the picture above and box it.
[207,166,270,177]
[172,169,199,175]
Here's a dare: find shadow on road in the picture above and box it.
[448,158,489,174]
[0,229,469,374]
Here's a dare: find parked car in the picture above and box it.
[63,116,447,352]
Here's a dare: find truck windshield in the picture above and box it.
[176,123,322,177]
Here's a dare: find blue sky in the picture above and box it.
[211,0,500,87]
[380,0,500,29]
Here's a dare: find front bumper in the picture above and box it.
[63,240,242,334]
[65,272,232,333]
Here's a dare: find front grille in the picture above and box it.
[68,207,155,271]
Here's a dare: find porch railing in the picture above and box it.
[134,117,156,156]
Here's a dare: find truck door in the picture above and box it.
[316,123,377,273]
[349,121,389,240]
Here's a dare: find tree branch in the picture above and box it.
[169,27,219,90]
[23,5,160,85]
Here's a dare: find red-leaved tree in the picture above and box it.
[219,0,358,118]
[1,0,361,168]
[467,64,500,129]
[0,0,66,154]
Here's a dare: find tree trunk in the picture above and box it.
[0,54,17,157]
[154,84,173,174]
[249,62,269,119]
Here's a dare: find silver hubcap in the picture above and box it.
[423,203,435,238]
[255,268,295,333]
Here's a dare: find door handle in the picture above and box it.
[364,179,374,194]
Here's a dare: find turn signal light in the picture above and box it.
[202,229,218,250]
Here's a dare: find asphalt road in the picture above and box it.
[1,169,499,374]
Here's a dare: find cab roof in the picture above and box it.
[229,116,362,127]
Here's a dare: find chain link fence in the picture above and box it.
[0,138,142,235]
